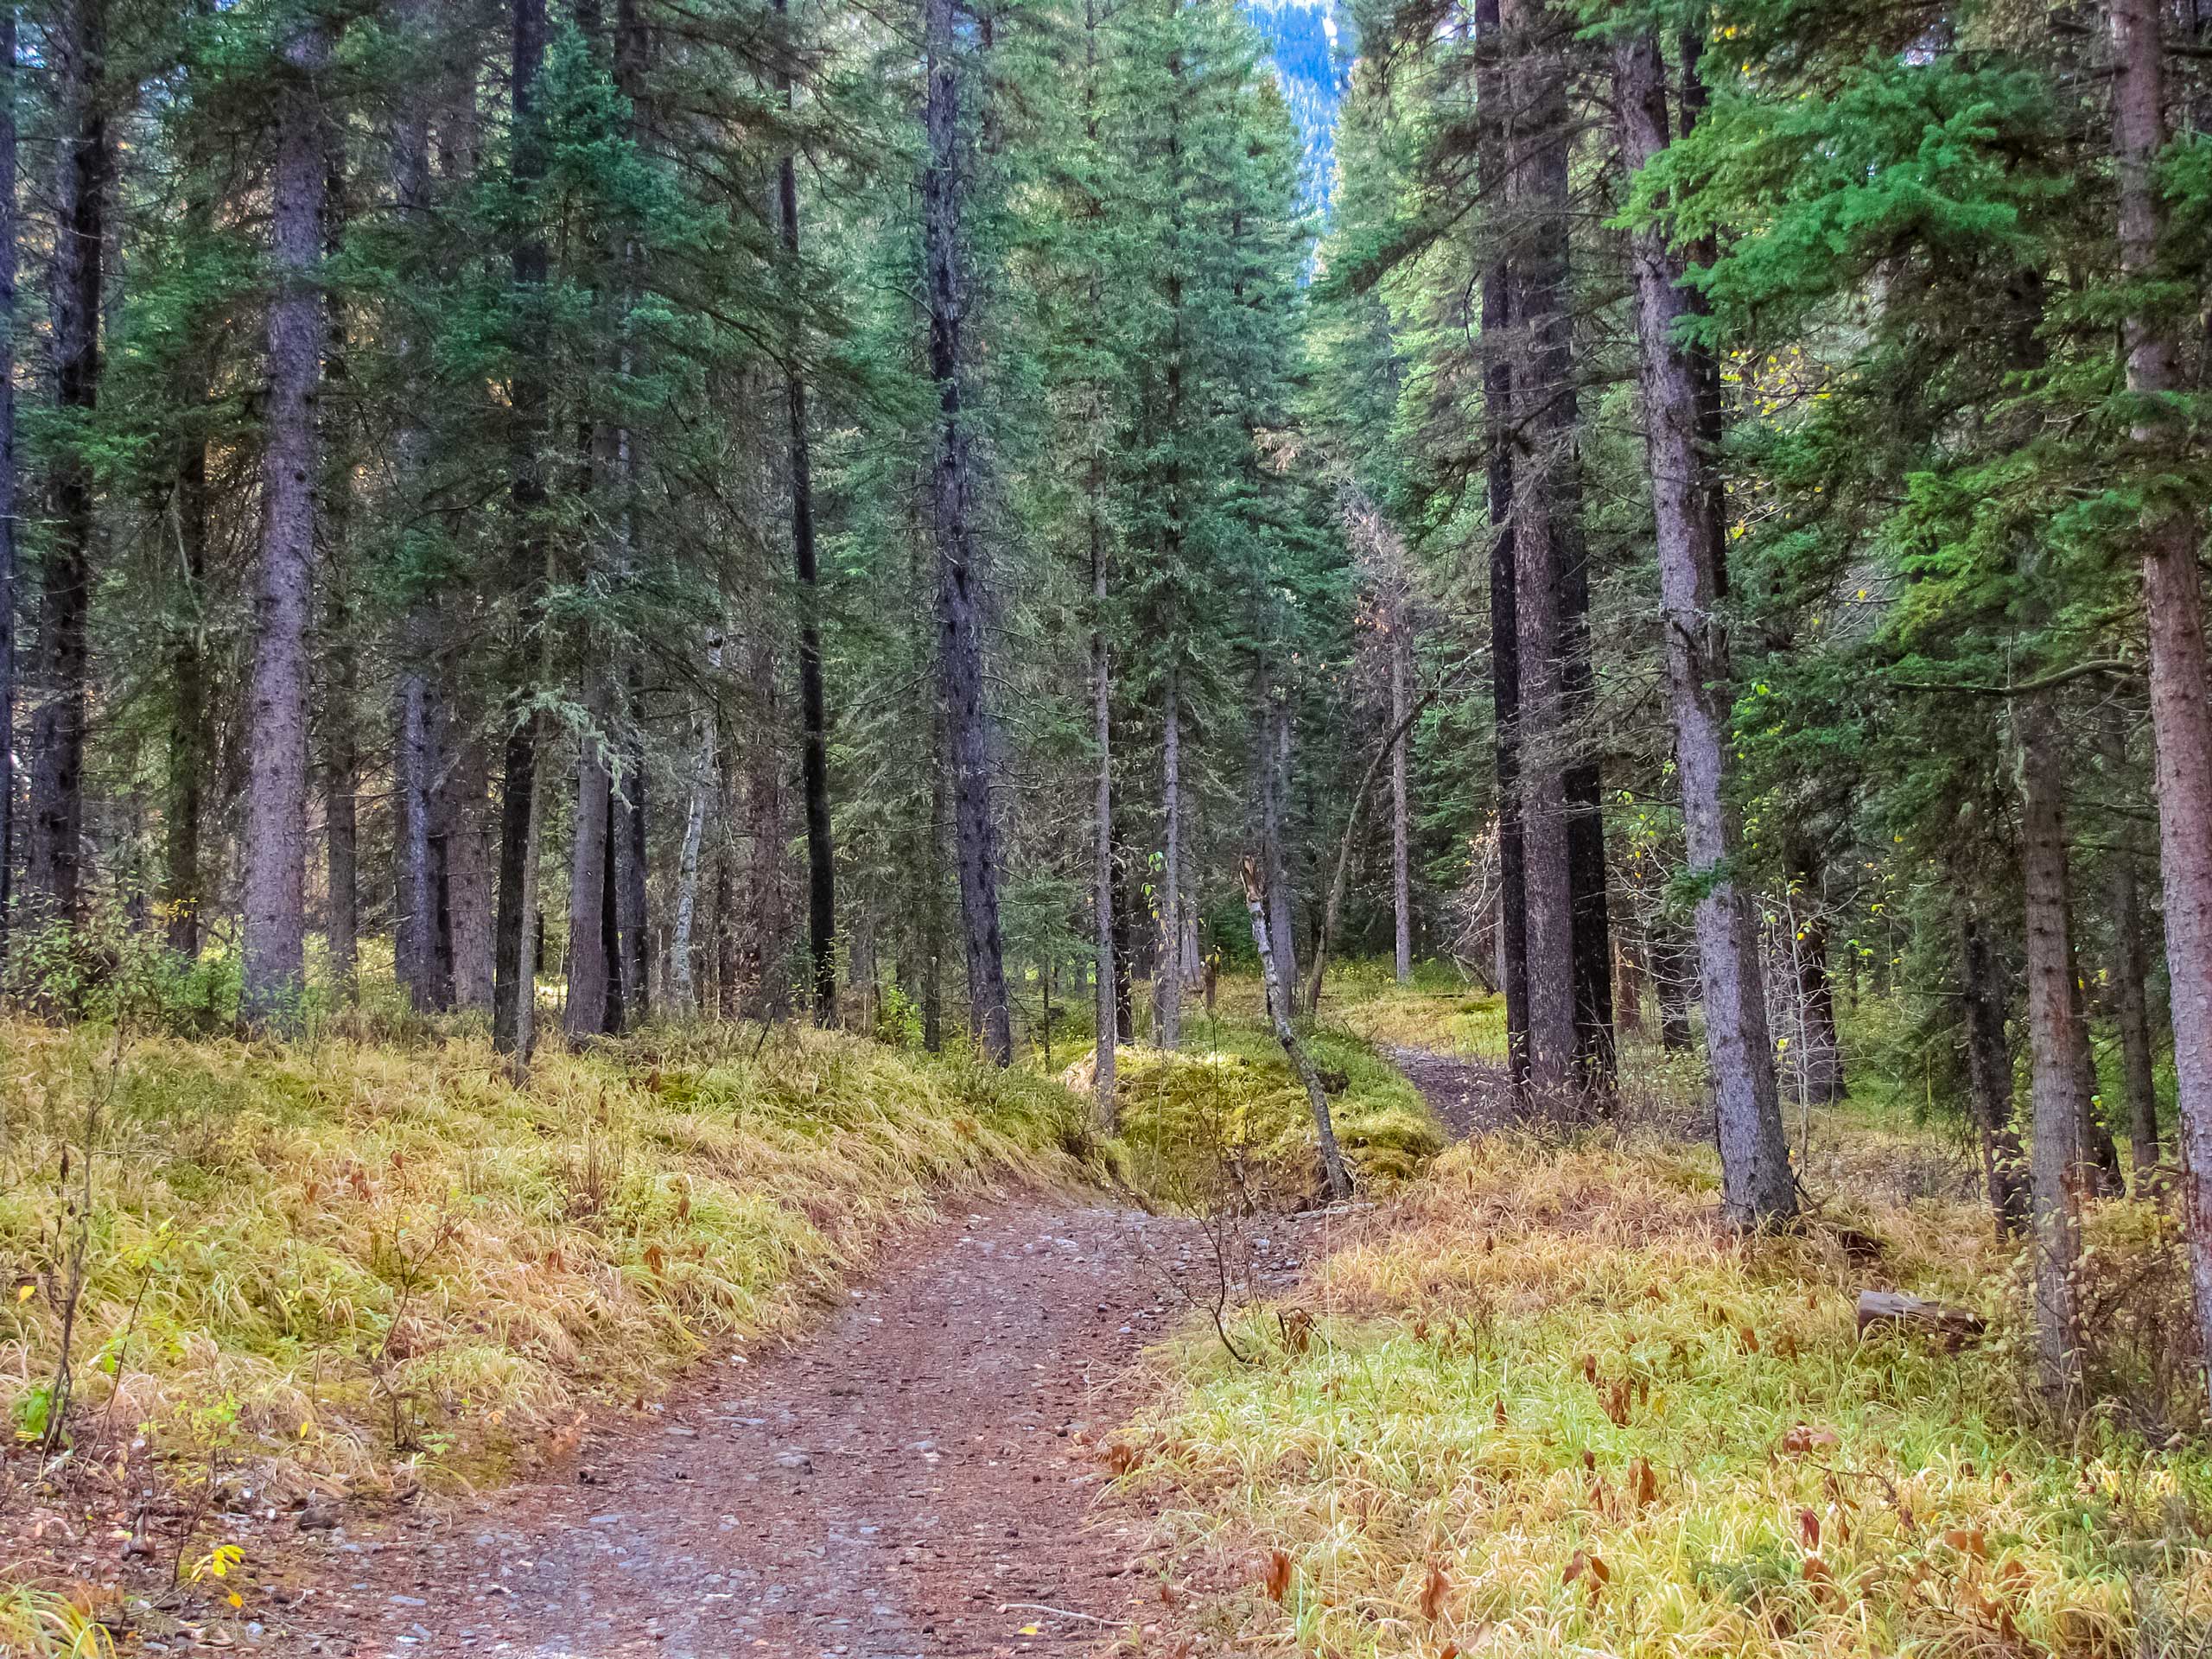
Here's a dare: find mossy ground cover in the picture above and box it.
[0,1016,1087,1495]
[1108,1017,1444,1206]
[1120,1035,2212,1656]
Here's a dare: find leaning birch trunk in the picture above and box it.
[1614,28,1794,1224]
[1244,856,1351,1202]
[2110,0,2212,1412]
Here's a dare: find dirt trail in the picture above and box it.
[1382,1045,1514,1140]
[267,1199,1212,1659]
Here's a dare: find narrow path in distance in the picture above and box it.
[275,1200,1202,1659]
[1381,1044,1515,1140]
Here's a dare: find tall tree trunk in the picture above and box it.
[240,16,330,1027]
[2111,0,2212,1411]
[320,128,356,1000]
[2099,705,2161,1184]
[1157,669,1184,1049]
[1472,0,1529,1096]
[1089,436,1116,1122]
[922,0,1012,1065]
[1389,582,1413,985]
[165,426,210,959]
[1614,29,1793,1222]
[24,0,105,934]
[565,690,613,1040]
[493,0,551,1067]
[322,608,359,999]
[388,0,444,1009]
[2067,933,2124,1195]
[395,608,440,1005]
[0,5,14,969]
[442,719,493,1010]
[1960,903,2031,1236]
[1261,684,1299,998]
[741,632,790,1020]
[1499,0,1576,1104]
[669,645,715,1015]
[775,0,836,1028]
[2015,687,2085,1398]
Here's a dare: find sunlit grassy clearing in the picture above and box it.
[0,1017,1086,1491]
[1109,1018,1445,1205]
[1125,1134,2212,1656]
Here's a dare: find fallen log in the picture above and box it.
[1853,1290,1985,1345]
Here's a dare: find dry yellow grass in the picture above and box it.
[0,1016,1087,1494]
[1124,1131,2212,1656]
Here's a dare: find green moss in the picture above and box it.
[1110,1018,1444,1206]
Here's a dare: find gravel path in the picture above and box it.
[266,1200,1203,1659]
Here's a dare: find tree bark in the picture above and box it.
[2014,686,2084,1398]
[1390,575,1413,984]
[1157,669,1184,1050]
[493,0,551,1067]
[442,719,493,1010]
[388,0,445,1009]
[1960,903,2030,1236]
[395,607,442,1006]
[1471,0,1529,1101]
[741,630,791,1020]
[565,688,614,1040]
[922,0,1013,1065]
[2098,703,2161,1184]
[668,637,717,1014]
[2109,0,2212,1415]
[1090,435,1116,1122]
[614,679,650,1024]
[320,129,357,1001]
[1261,683,1299,997]
[0,6,14,969]
[1614,29,1793,1224]
[240,16,330,1027]
[775,0,837,1028]
[24,0,105,934]
[1243,856,1351,1201]
[164,411,211,960]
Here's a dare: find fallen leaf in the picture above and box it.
[1799,1508,1821,1549]
[1628,1457,1659,1510]
[1264,1548,1292,1603]
[1420,1560,1449,1621]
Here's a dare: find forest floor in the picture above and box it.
[232,1198,1208,1656]
[220,1193,1346,1659]
[226,1040,1476,1658]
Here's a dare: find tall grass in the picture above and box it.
[1122,1129,2212,1656]
[0,1015,1088,1492]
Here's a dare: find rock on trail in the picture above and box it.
[274,1200,1201,1659]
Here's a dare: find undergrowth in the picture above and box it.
[1123,1133,2212,1656]
[0,1015,1088,1495]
